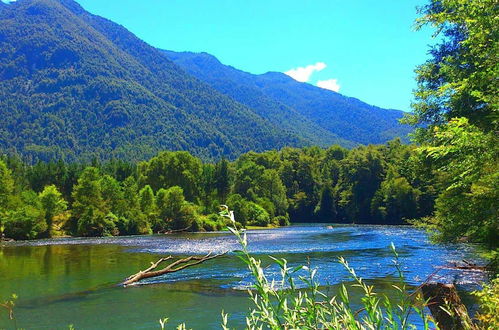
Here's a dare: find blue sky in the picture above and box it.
[75,0,435,111]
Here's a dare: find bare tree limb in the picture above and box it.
[122,252,227,286]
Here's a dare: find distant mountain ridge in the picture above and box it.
[163,51,412,146]
[0,0,410,163]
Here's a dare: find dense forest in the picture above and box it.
[1,139,437,240]
[0,0,410,163]
[163,50,411,146]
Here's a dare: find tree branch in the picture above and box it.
[122,252,227,286]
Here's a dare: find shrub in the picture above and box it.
[273,215,290,226]
[473,277,499,329]
[246,202,270,227]
[3,191,46,240]
[76,208,116,237]
[4,205,46,240]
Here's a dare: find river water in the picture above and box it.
[0,224,485,329]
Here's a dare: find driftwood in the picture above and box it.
[436,260,488,272]
[123,252,226,286]
[157,226,192,234]
[421,283,476,330]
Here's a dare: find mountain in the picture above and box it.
[163,50,354,148]
[0,0,305,162]
[0,0,410,163]
[163,51,412,146]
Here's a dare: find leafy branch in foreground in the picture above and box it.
[216,206,436,329]
[473,277,499,330]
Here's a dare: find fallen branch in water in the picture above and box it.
[157,226,192,234]
[436,260,488,272]
[122,252,227,286]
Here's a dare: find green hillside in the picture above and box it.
[0,0,305,162]
[164,51,412,146]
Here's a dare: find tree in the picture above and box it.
[139,151,202,201]
[315,186,336,222]
[122,176,149,235]
[407,0,498,130]
[246,202,270,227]
[337,146,386,223]
[39,185,67,237]
[139,185,156,215]
[371,170,419,225]
[418,118,498,246]
[408,0,498,250]
[0,160,14,211]
[259,169,288,217]
[71,167,110,236]
[156,186,195,230]
[100,175,125,216]
[4,191,46,240]
[214,158,231,202]
[226,193,250,226]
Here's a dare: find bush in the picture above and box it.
[202,219,218,231]
[3,191,46,240]
[76,208,116,237]
[273,215,289,226]
[172,204,198,230]
[246,202,270,227]
[473,277,499,329]
[4,205,46,240]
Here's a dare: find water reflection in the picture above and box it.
[0,224,486,329]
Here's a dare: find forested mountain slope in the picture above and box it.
[164,51,412,146]
[0,0,305,162]
[0,0,410,163]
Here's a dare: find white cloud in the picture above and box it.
[317,79,341,92]
[285,62,327,82]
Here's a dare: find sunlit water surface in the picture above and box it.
[0,224,486,329]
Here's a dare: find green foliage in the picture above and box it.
[165,50,412,147]
[473,277,499,329]
[0,141,442,238]
[0,0,308,163]
[415,118,498,247]
[214,158,231,202]
[315,185,336,221]
[408,0,498,130]
[39,185,67,236]
[0,160,14,210]
[337,145,386,223]
[76,208,116,237]
[1,140,441,238]
[4,191,46,240]
[139,151,202,201]
[371,171,420,224]
[245,202,270,227]
[139,185,155,215]
[99,175,125,216]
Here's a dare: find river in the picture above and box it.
[0,224,485,329]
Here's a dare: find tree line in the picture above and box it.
[0,138,440,240]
